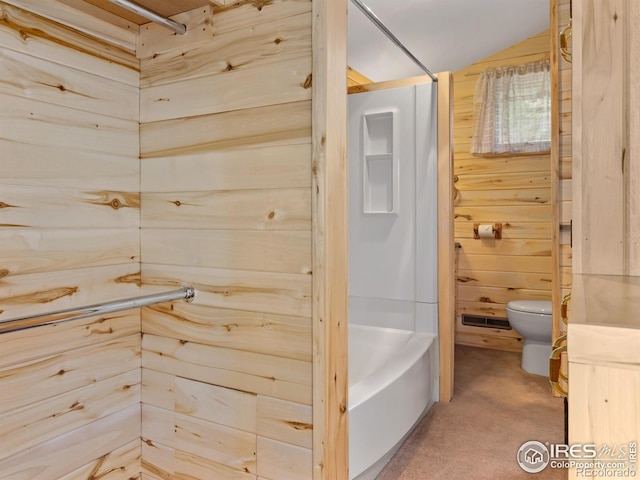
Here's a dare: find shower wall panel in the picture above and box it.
[348,83,438,333]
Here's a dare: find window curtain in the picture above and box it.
[471,59,551,154]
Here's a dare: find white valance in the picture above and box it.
[471,60,551,155]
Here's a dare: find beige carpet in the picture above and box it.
[376,345,567,480]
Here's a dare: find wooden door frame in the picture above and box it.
[312,0,349,478]
[436,72,455,403]
[311,2,455,476]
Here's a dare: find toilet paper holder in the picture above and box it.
[473,223,502,239]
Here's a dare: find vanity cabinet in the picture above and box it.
[567,275,640,480]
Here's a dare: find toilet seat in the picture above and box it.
[507,300,552,315]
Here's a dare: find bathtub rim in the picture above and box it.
[348,324,436,411]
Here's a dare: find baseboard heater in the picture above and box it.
[461,314,511,330]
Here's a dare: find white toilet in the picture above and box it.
[506,300,553,377]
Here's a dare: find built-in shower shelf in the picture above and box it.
[362,110,398,214]
[364,154,394,213]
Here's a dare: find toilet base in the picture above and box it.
[521,341,552,377]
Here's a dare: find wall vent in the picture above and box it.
[461,314,511,330]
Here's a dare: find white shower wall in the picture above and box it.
[348,83,438,334]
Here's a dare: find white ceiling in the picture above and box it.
[348,0,550,82]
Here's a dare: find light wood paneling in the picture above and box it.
[57,440,141,480]
[140,371,314,480]
[175,377,257,433]
[141,404,175,448]
[457,269,553,290]
[437,72,456,401]
[455,331,523,352]
[141,56,311,122]
[457,253,553,273]
[205,0,311,38]
[176,413,257,474]
[0,2,139,80]
[257,395,313,449]
[455,205,552,223]
[0,93,138,156]
[2,0,138,50]
[140,100,311,158]
[458,285,553,306]
[630,0,640,274]
[142,303,312,362]
[457,300,510,318]
[347,74,434,94]
[454,155,551,175]
[140,145,311,193]
[0,369,140,460]
[141,369,175,411]
[572,0,639,275]
[0,185,139,229]
[0,403,140,480]
[135,6,215,60]
[0,1,341,478]
[1,140,138,190]
[83,0,209,25]
[454,188,551,207]
[142,229,310,274]
[453,30,552,351]
[141,188,311,231]
[1,229,139,276]
[173,450,256,480]
[142,264,311,318]
[142,334,312,405]
[347,66,371,87]
[454,171,550,191]
[0,47,138,120]
[0,263,140,321]
[257,437,312,480]
[141,439,174,480]
[0,333,140,414]
[0,8,142,476]
[140,10,311,87]
[138,1,321,475]
[455,238,551,256]
[0,310,139,369]
[551,0,570,346]
[311,0,349,477]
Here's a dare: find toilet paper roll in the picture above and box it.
[477,224,494,238]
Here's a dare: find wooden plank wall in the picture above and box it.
[557,0,573,313]
[138,3,314,479]
[453,30,552,352]
[572,0,639,276]
[0,2,142,479]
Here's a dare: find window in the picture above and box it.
[471,60,551,155]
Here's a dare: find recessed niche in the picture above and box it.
[364,154,394,213]
[362,110,397,214]
[363,111,394,155]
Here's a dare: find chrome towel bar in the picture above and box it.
[0,286,195,334]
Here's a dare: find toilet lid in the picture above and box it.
[507,300,552,315]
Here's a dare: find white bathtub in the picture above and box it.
[349,324,438,480]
